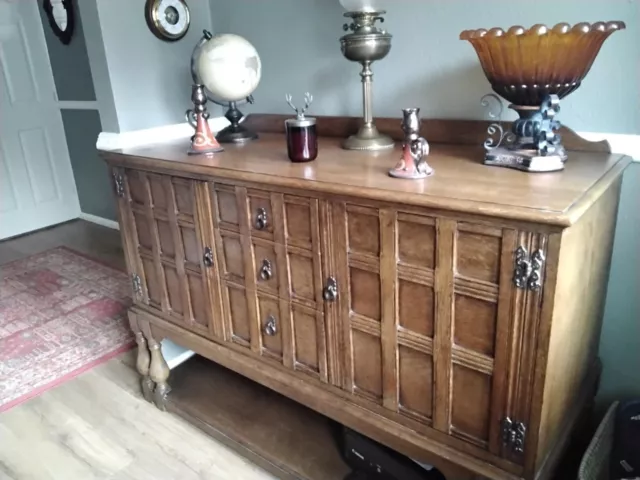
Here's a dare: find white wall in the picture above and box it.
[94,0,213,133]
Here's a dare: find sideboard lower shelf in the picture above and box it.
[166,355,351,480]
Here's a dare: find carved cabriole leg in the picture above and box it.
[128,312,154,402]
[146,334,171,411]
[135,332,154,402]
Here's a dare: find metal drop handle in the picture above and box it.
[203,247,214,267]
[259,259,272,281]
[264,315,277,336]
[255,208,268,230]
[323,277,338,302]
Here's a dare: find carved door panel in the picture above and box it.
[447,224,546,463]
[113,169,221,338]
[331,199,545,463]
[210,185,328,382]
[333,203,386,403]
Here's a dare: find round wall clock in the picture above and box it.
[145,0,191,42]
[42,0,75,45]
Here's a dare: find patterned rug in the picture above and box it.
[0,247,133,412]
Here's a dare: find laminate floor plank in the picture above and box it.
[0,221,274,480]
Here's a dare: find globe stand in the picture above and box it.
[215,100,258,144]
[190,29,261,145]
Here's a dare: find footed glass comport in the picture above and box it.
[460,21,625,172]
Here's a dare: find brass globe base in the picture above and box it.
[216,124,258,144]
[342,124,394,151]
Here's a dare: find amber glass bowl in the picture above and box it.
[460,22,626,106]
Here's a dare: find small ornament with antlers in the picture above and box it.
[284,92,318,162]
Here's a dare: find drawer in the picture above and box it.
[212,184,319,249]
[252,238,281,295]
[220,284,328,381]
[248,189,274,240]
[257,294,283,361]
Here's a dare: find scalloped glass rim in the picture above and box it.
[460,21,626,40]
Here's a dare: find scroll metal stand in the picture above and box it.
[482,93,567,173]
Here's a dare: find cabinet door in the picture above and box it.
[332,200,545,462]
[448,224,547,462]
[210,185,328,382]
[114,168,220,338]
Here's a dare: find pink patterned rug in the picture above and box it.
[0,247,133,412]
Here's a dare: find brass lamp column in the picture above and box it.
[340,10,394,151]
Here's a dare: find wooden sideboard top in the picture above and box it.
[101,118,630,228]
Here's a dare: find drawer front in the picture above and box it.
[331,199,544,463]
[248,189,274,240]
[252,239,280,295]
[257,294,283,360]
[115,169,219,338]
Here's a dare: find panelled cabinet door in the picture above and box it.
[331,199,545,464]
[447,224,547,464]
[114,169,220,338]
[210,184,328,383]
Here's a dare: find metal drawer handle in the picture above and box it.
[203,247,214,267]
[323,277,338,302]
[255,208,268,230]
[259,259,272,281]
[264,315,277,336]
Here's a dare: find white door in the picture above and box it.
[0,0,80,240]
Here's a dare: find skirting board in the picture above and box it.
[162,339,196,370]
[79,212,119,230]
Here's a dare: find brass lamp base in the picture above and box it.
[342,124,394,151]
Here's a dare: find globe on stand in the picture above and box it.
[191,30,262,144]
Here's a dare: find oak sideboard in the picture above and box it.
[101,115,631,480]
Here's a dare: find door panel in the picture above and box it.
[332,199,542,463]
[352,328,382,401]
[398,346,433,422]
[0,0,79,239]
[451,366,492,443]
[116,169,218,338]
[210,183,329,382]
[224,284,251,348]
[291,303,327,381]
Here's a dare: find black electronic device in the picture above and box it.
[342,427,447,480]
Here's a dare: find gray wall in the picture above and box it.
[37,0,114,220]
[95,0,213,132]
[210,0,640,405]
[77,0,119,133]
[38,0,96,102]
[210,0,639,134]
[61,110,115,220]
[598,163,640,405]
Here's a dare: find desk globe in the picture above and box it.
[192,30,262,143]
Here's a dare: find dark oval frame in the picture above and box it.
[42,0,75,45]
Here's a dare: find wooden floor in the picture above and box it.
[0,220,275,480]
